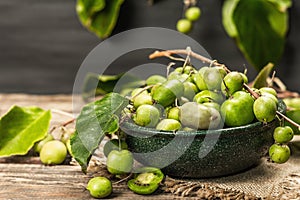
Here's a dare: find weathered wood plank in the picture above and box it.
[0,163,189,199]
[1,93,300,199]
[0,94,185,199]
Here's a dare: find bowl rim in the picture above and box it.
[121,119,276,137]
[121,100,286,137]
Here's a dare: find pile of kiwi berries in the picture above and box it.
[124,63,294,165]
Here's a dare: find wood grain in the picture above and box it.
[0,94,185,199]
[1,93,300,199]
[0,163,189,199]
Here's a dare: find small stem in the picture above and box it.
[276,111,300,129]
[49,118,76,134]
[62,118,76,127]
[167,62,176,77]
[243,83,260,99]
[149,49,230,72]
[113,173,133,185]
[182,47,191,71]
[130,85,154,100]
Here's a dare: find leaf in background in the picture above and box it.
[252,63,275,89]
[266,0,291,38]
[267,0,292,12]
[71,93,129,172]
[77,0,124,39]
[283,98,300,110]
[222,0,290,71]
[90,0,124,39]
[82,72,145,101]
[284,109,300,135]
[76,0,106,26]
[222,0,240,38]
[0,106,51,157]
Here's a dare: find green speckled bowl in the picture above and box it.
[121,102,286,178]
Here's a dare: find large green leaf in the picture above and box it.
[222,0,240,38]
[77,0,124,39]
[232,0,287,70]
[71,93,129,172]
[76,0,106,26]
[222,0,291,71]
[267,0,292,12]
[0,106,51,157]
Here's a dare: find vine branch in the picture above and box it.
[149,48,300,130]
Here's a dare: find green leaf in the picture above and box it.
[223,0,290,39]
[252,63,275,89]
[283,98,300,110]
[233,0,287,71]
[0,106,51,157]
[223,0,290,71]
[71,93,129,172]
[266,0,291,38]
[76,0,106,26]
[77,0,125,39]
[82,72,145,100]
[284,109,300,135]
[267,0,292,12]
[222,0,240,38]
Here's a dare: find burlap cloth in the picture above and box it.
[162,139,300,200]
[86,136,300,200]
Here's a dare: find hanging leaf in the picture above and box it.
[77,0,125,39]
[222,0,240,38]
[0,106,51,157]
[252,63,275,89]
[71,93,129,172]
[267,0,292,12]
[222,0,291,71]
[76,0,106,26]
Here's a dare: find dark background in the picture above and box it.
[0,0,299,94]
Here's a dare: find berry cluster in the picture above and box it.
[177,6,201,33]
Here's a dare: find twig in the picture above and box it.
[276,111,300,129]
[129,85,155,101]
[113,173,133,185]
[149,48,300,130]
[49,118,76,134]
[149,49,231,72]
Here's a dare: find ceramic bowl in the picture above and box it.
[121,101,286,178]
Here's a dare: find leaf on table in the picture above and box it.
[77,0,125,39]
[0,106,51,157]
[252,63,275,89]
[71,93,129,172]
[82,72,145,100]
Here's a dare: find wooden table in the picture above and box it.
[0,93,299,200]
[0,94,192,199]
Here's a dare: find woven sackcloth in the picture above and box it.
[162,139,300,199]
